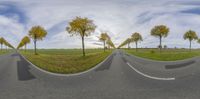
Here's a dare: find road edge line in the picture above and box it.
[126,62,175,81]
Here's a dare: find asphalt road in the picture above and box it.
[1,50,200,99]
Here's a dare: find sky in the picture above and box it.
[1,0,200,49]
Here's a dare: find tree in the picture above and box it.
[3,40,8,51]
[151,25,169,53]
[107,40,115,49]
[118,38,133,49]
[3,39,14,50]
[106,39,115,49]
[131,32,143,52]
[17,42,24,50]
[7,43,14,49]
[0,37,5,51]
[104,34,115,49]
[29,26,47,55]
[183,30,198,51]
[126,38,132,49]
[158,45,162,49]
[99,33,109,52]
[21,36,30,52]
[0,38,14,51]
[164,45,167,49]
[197,39,200,44]
[66,17,96,56]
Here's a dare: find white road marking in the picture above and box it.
[126,62,175,81]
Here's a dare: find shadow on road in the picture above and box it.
[16,54,36,81]
[95,55,114,72]
[165,60,196,69]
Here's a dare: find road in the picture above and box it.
[1,50,200,99]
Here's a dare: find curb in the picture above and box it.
[19,52,114,77]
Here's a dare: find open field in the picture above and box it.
[21,49,112,74]
[0,51,7,55]
[124,48,200,61]
[0,49,14,55]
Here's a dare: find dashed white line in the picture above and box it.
[126,62,175,81]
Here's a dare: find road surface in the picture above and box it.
[1,50,200,99]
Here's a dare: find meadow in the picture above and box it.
[125,48,200,61]
[21,49,112,74]
[0,49,14,55]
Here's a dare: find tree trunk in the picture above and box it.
[136,41,138,52]
[128,43,130,49]
[103,41,105,52]
[34,39,37,55]
[1,44,2,51]
[81,36,85,56]
[189,40,192,52]
[25,44,26,52]
[159,36,162,53]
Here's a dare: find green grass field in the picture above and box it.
[21,49,112,74]
[0,49,14,55]
[125,48,200,61]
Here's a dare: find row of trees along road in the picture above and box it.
[17,36,30,51]
[17,26,47,55]
[99,32,115,52]
[66,17,115,56]
[17,16,115,56]
[118,25,200,52]
[0,37,14,51]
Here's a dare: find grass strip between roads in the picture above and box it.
[125,48,200,61]
[21,49,112,74]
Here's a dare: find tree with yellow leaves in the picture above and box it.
[29,26,47,55]
[131,32,143,52]
[99,33,109,52]
[66,17,96,56]
[151,25,169,53]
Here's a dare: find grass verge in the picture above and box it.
[0,49,14,55]
[21,49,112,74]
[125,48,200,61]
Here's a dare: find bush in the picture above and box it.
[150,50,155,54]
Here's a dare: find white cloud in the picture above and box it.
[1,0,200,48]
[0,15,26,47]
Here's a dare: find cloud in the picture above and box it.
[1,0,200,49]
[0,15,26,47]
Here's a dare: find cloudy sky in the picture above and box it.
[1,0,200,49]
